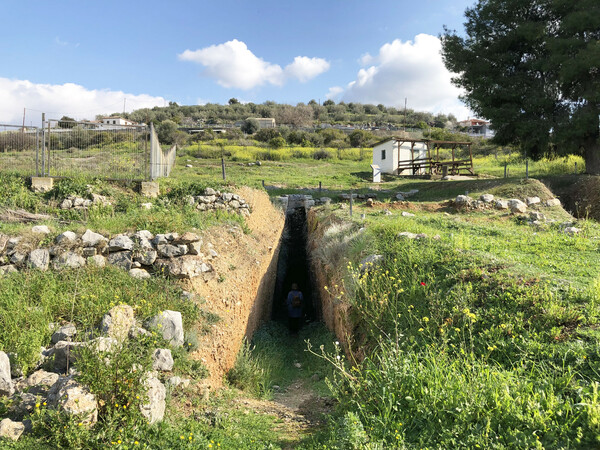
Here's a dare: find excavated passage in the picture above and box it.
[272,203,319,323]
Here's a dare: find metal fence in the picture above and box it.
[0,124,40,175]
[0,118,178,181]
[43,119,149,180]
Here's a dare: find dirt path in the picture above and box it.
[232,378,334,448]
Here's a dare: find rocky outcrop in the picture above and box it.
[145,311,184,347]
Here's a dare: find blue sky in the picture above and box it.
[0,0,475,125]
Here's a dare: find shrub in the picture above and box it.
[313,149,332,160]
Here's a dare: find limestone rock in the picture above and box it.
[480,194,494,203]
[494,200,509,210]
[88,255,106,267]
[47,377,97,425]
[397,231,418,239]
[107,251,133,270]
[10,252,27,266]
[529,211,546,222]
[545,198,561,207]
[52,341,85,372]
[508,199,527,213]
[31,225,51,235]
[204,187,217,196]
[152,234,169,246]
[155,255,210,279]
[174,232,201,245]
[108,235,134,252]
[55,231,78,245]
[0,351,14,397]
[60,199,73,210]
[152,349,174,371]
[82,229,107,247]
[0,265,18,275]
[395,193,405,201]
[401,211,415,217]
[51,323,77,344]
[187,241,202,256]
[101,304,135,342]
[564,227,581,235]
[157,244,185,258]
[89,337,118,353]
[0,418,25,441]
[134,249,157,266]
[135,230,154,241]
[28,249,50,271]
[140,375,166,424]
[129,268,151,280]
[16,369,59,396]
[526,196,541,206]
[455,195,473,207]
[166,376,190,389]
[53,252,86,270]
[145,310,184,347]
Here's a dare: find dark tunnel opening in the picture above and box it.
[272,205,319,325]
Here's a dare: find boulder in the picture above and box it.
[480,194,495,203]
[395,193,405,201]
[16,369,60,396]
[52,341,85,372]
[140,375,166,424]
[82,247,96,257]
[187,241,202,256]
[508,199,527,213]
[81,230,107,247]
[145,311,184,347]
[60,199,73,210]
[204,187,217,196]
[55,231,78,245]
[455,195,473,207]
[134,230,154,241]
[152,349,174,371]
[157,244,185,258]
[152,234,169,246]
[545,198,561,207]
[47,377,97,425]
[108,235,134,252]
[174,232,201,245]
[27,249,50,271]
[107,251,133,270]
[155,255,211,279]
[88,255,106,267]
[53,252,86,270]
[529,211,546,222]
[564,227,581,235]
[0,418,25,441]
[0,351,14,396]
[494,200,509,210]
[129,268,151,280]
[167,376,191,389]
[101,304,136,342]
[51,323,77,344]
[526,196,541,206]
[0,265,18,275]
[401,211,415,217]
[31,225,51,235]
[134,249,157,266]
[10,252,27,266]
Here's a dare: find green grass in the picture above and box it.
[304,203,600,448]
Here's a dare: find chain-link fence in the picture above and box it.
[43,119,149,180]
[0,124,40,176]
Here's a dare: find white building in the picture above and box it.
[100,117,136,126]
[372,138,428,175]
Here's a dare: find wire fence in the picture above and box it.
[0,124,40,176]
[43,119,149,180]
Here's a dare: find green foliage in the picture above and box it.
[0,266,197,374]
[441,0,600,171]
[308,207,600,447]
[240,118,259,135]
[157,120,179,145]
[268,136,286,149]
[226,340,271,398]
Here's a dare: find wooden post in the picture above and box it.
[504,162,507,178]
[349,192,353,217]
[525,159,529,179]
[319,181,322,193]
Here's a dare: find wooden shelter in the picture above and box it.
[373,137,474,176]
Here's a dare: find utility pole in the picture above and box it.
[403,98,407,132]
[22,108,26,132]
[123,98,126,115]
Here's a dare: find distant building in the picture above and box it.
[248,118,276,129]
[100,117,136,126]
[458,118,494,138]
[372,137,428,175]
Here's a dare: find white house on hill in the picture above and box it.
[372,138,428,175]
[100,117,136,126]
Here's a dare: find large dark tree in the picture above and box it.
[442,0,600,172]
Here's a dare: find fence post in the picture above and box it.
[504,162,507,178]
[149,123,157,180]
[41,113,46,176]
[525,159,529,180]
[319,181,322,193]
[349,191,353,217]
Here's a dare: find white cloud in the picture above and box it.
[0,78,166,125]
[178,39,329,90]
[326,86,344,100]
[284,56,330,83]
[333,34,470,118]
